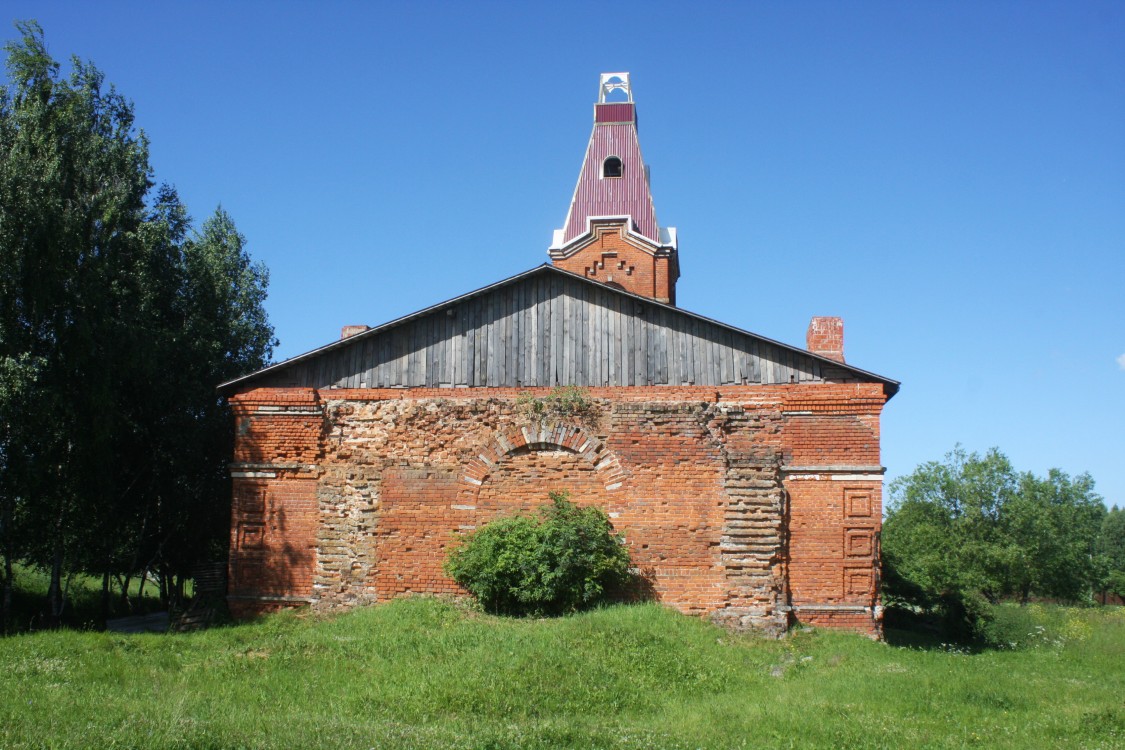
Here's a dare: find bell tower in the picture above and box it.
[549,73,679,304]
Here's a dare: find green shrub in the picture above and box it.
[444,492,631,616]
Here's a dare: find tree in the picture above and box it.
[1002,470,1105,603]
[0,22,274,628]
[883,446,1107,639]
[1099,506,1125,601]
[882,447,1017,605]
[139,204,275,603]
[0,20,152,624]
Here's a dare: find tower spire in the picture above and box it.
[549,73,679,304]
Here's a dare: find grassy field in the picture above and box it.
[5,564,168,633]
[1,598,1123,749]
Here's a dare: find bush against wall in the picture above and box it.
[444,492,631,616]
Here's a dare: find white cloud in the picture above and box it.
[1118,353,1125,371]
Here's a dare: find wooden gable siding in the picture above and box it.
[258,273,856,390]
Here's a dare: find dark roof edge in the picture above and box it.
[218,264,900,399]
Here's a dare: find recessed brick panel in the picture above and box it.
[845,489,872,518]
[845,528,874,558]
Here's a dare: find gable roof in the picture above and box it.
[218,265,899,399]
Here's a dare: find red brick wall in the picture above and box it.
[227,383,886,635]
[228,477,319,618]
[552,221,677,303]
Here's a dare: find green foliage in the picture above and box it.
[0,21,275,627]
[444,492,632,616]
[1100,506,1125,599]
[515,386,600,429]
[883,446,1107,641]
[1,599,1124,748]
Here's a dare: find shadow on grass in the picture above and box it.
[4,565,170,635]
[882,606,990,652]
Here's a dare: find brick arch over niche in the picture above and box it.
[459,424,627,498]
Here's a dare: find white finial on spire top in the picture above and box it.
[598,72,632,103]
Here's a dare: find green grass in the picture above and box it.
[1,599,1123,749]
[5,563,167,632]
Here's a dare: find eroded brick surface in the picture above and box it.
[227,384,886,636]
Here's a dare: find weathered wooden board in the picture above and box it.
[248,268,877,391]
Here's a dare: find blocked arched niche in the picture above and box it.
[459,423,627,500]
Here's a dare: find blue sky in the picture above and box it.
[6,1,1124,505]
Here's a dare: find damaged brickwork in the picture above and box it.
[227,384,887,636]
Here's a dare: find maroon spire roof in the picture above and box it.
[550,73,675,253]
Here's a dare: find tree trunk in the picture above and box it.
[119,571,133,613]
[1,498,12,632]
[100,569,111,623]
[46,541,64,627]
[1,547,11,632]
[136,569,148,606]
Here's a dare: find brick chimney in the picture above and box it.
[807,317,844,362]
[341,325,369,339]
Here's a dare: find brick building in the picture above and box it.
[219,73,898,635]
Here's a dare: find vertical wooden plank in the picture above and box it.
[447,309,456,387]
[418,318,428,388]
[702,322,713,386]
[514,283,524,386]
[486,293,497,387]
[375,333,387,388]
[474,296,483,387]
[521,280,531,387]
[507,288,517,386]
[561,279,571,386]
[453,305,463,387]
[555,283,567,384]
[365,339,377,388]
[666,315,678,385]
[718,330,731,385]
[499,294,508,386]
[343,343,357,389]
[616,293,625,385]
[388,332,398,387]
[537,276,547,386]
[589,290,597,386]
[502,288,512,386]
[604,293,614,386]
[428,315,438,388]
[680,319,692,385]
[408,324,416,386]
[542,279,551,386]
[414,319,423,386]
[585,284,594,386]
[631,304,641,386]
[354,337,366,387]
[643,309,653,385]
[355,338,368,388]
